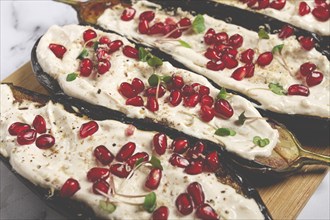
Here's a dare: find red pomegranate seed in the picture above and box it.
[287,84,310,96]
[200,105,215,122]
[206,60,225,71]
[240,48,255,64]
[231,66,247,81]
[80,58,93,77]
[153,133,167,155]
[17,129,36,145]
[184,159,203,175]
[182,85,196,96]
[299,2,310,16]
[149,22,165,35]
[93,180,109,195]
[169,153,190,168]
[222,54,238,69]
[175,193,194,215]
[152,206,169,220]
[139,11,155,21]
[35,134,55,149]
[245,63,255,78]
[256,52,273,66]
[96,48,109,61]
[131,78,145,93]
[300,62,317,76]
[99,36,110,44]
[123,45,139,59]
[163,24,175,35]
[94,145,114,165]
[79,121,99,138]
[169,90,183,106]
[278,25,294,39]
[200,95,214,107]
[168,27,182,38]
[186,141,205,159]
[214,99,234,119]
[87,167,110,182]
[116,142,136,162]
[146,96,159,112]
[119,82,137,98]
[48,44,67,59]
[60,178,80,198]
[8,122,30,136]
[178,17,191,31]
[121,7,136,21]
[32,115,46,134]
[223,47,238,58]
[145,168,162,190]
[171,137,189,154]
[126,96,144,106]
[204,28,216,45]
[204,151,220,172]
[312,6,330,21]
[214,32,229,45]
[187,182,205,207]
[247,0,258,7]
[110,164,130,178]
[299,36,315,51]
[108,40,123,53]
[172,75,184,89]
[139,19,150,34]
[183,94,200,107]
[83,29,97,47]
[97,59,111,74]
[196,204,218,220]
[269,0,286,10]
[229,34,243,48]
[199,86,210,96]
[145,85,166,98]
[256,0,270,9]
[306,71,324,87]
[204,48,221,60]
[126,152,149,167]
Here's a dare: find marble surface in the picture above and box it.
[0,0,329,219]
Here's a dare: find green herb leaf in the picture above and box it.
[178,40,191,48]
[148,74,160,87]
[215,128,236,137]
[236,111,247,126]
[143,192,157,213]
[192,14,205,34]
[272,44,284,54]
[253,136,262,145]
[138,47,150,62]
[149,156,163,170]
[217,87,227,100]
[258,28,270,39]
[253,136,270,147]
[161,75,172,84]
[99,200,116,214]
[147,56,163,67]
[66,73,78,82]
[77,48,89,60]
[268,83,286,95]
[93,42,99,51]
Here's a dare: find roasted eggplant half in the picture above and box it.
[1,83,271,219]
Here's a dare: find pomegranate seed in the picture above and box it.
[256,0,270,9]
[183,94,200,107]
[200,95,214,107]
[175,193,194,215]
[139,19,149,34]
[87,167,110,182]
[139,11,155,21]
[306,71,324,86]
[97,59,111,74]
[204,28,216,45]
[83,29,97,47]
[35,134,55,149]
[123,45,139,59]
[121,7,136,21]
[214,32,229,45]
[184,159,203,175]
[169,153,190,168]
[153,133,167,155]
[204,48,221,60]
[131,78,145,93]
[214,99,234,119]
[99,36,110,44]
[60,178,80,198]
[199,86,210,96]
[168,27,182,38]
[278,25,294,39]
[119,82,137,98]
[222,54,238,69]
[257,52,273,66]
[116,142,136,162]
[299,36,315,51]
[172,75,184,89]
[182,85,196,96]
[247,0,258,7]
[8,122,30,136]
[94,145,115,165]
[93,180,109,195]
[187,182,205,207]
[269,0,286,10]
[169,90,183,106]
[312,6,330,21]
[200,105,215,122]
[48,43,67,59]
[206,60,225,71]
[171,137,189,154]
[204,151,220,172]
[223,47,238,58]
[300,62,317,76]
[229,34,243,48]
[178,17,191,31]
[163,24,175,35]
[110,164,130,178]
[213,43,229,53]
[245,63,255,78]
[149,22,165,35]
[96,48,109,61]
[79,58,93,77]
[79,121,99,138]
[146,96,159,112]
[32,115,46,134]
[288,84,310,96]
[186,141,205,159]
[17,129,36,145]
[145,85,166,97]
[126,152,149,167]
[231,66,247,81]
[126,96,144,106]
[240,48,255,64]
[108,40,123,53]
[152,206,169,220]
[196,204,218,220]
[299,2,310,16]
[145,168,162,190]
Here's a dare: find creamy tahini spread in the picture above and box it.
[97,1,330,118]
[0,84,264,219]
[214,0,330,36]
[36,24,279,160]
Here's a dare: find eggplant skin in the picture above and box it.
[1,83,272,220]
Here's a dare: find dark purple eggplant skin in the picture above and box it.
[1,83,272,220]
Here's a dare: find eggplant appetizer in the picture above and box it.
[32,24,329,175]
[0,83,271,219]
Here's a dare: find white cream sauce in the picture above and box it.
[0,84,264,220]
[97,1,330,118]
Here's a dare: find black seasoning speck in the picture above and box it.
[112,143,116,147]
[97,89,101,94]
[221,190,226,193]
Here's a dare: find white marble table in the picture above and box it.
[0,0,329,219]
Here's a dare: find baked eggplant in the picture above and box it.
[0,83,271,219]
[31,24,329,176]
[54,0,330,144]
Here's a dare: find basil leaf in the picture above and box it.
[161,75,172,84]
[148,74,160,87]
[215,128,236,137]
[147,56,163,67]
[236,111,247,126]
[149,156,163,170]
[258,28,270,39]
[138,47,150,62]
[66,73,78,82]
[178,40,191,48]
[99,200,116,214]
[93,42,99,51]
[268,83,286,95]
[143,192,157,213]
[217,87,227,100]
[272,44,284,54]
[77,48,88,60]
[192,14,205,34]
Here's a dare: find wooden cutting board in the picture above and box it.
[2,62,329,219]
